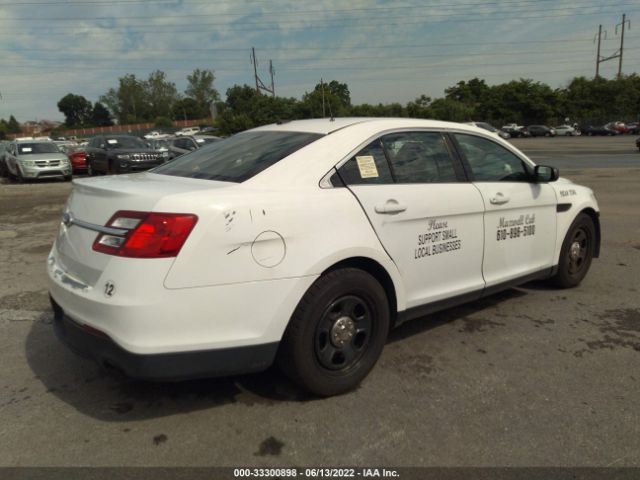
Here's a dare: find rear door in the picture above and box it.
[338,130,486,309]
[451,133,557,288]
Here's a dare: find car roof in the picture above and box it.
[249,117,485,135]
[240,117,534,188]
[15,139,54,144]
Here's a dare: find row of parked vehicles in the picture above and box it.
[470,121,639,139]
[0,129,220,182]
[2,120,639,183]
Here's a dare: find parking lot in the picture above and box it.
[0,136,639,467]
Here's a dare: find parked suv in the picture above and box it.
[167,135,220,160]
[4,140,72,182]
[85,135,165,175]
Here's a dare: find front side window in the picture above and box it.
[454,134,530,182]
[381,131,458,183]
[154,131,323,183]
[338,140,394,185]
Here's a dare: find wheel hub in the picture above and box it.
[330,316,356,348]
[570,241,582,260]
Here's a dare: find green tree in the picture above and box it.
[216,85,300,135]
[185,69,220,118]
[300,80,351,118]
[406,95,432,118]
[145,70,179,119]
[154,116,173,128]
[7,115,20,133]
[480,79,559,125]
[91,102,113,126]
[173,97,202,121]
[57,94,93,127]
[427,98,472,122]
[100,74,150,124]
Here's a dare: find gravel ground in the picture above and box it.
[0,137,639,467]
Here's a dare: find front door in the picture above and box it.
[451,133,557,288]
[338,130,486,309]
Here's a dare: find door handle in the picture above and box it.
[375,199,407,214]
[489,192,510,205]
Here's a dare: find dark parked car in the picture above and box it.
[525,125,556,137]
[583,125,619,136]
[85,135,165,175]
[501,127,530,138]
[0,141,9,177]
[635,137,640,151]
[167,135,221,160]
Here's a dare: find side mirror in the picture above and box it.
[534,165,559,183]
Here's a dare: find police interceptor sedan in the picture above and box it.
[48,118,600,396]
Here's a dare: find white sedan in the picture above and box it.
[554,125,580,136]
[48,118,600,396]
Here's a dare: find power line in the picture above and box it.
[0,3,636,22]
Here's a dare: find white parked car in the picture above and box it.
[175,126,200,136]
[143,131,169,140]
[502,123,524,131]
[554,125,580,136]
[48,118,600,396]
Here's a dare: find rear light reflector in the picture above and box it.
[92,210,198,258]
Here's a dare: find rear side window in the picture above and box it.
[454,134,530,182]
[154,131,323,183]
[338,140,394,185]
[381,132,458,183]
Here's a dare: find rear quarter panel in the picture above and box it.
[160,185,406,309]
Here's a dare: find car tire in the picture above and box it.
[63,175,72,182]
[277,268,390,397]
[87,161,94,176]
[16,166,25,184]
[550,213,596,289]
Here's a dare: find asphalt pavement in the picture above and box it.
[0,136,639,468]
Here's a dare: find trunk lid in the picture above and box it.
[54,172,230,287]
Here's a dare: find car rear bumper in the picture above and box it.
[50,295,279,381]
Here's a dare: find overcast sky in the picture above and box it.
[0,0,638,122]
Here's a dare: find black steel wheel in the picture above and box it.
[278,268,390,397]
[550,213,595,288]
[314,295,373,371]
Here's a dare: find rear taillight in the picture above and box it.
[92,210,198,258]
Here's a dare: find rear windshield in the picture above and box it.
[153,131,323,182]
[18,143,60,155]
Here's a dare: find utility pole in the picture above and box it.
[269,60,275,97]
[595,25,603,78]
[595,14,631,79]
[616,13,631,78]
[320,78,326,117]
[250,47,275,97]
[251,47,259,94]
